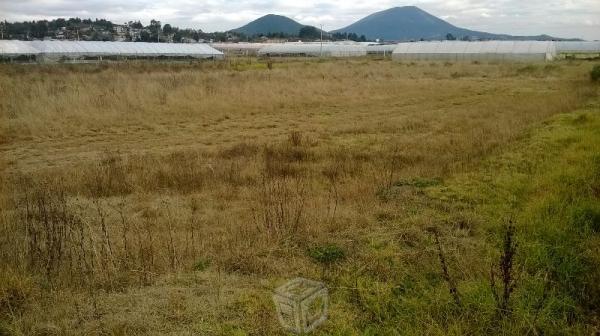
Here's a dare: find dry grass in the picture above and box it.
[0,58,598,335]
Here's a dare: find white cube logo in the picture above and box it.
[273,278,328,334]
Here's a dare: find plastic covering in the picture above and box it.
[365,44,398,54]
[555,41,600,53]
[392,41,557,61]
[211,43,267,55]
[0,40,224,60]
[258,43,367,57]
[0,40,41,56]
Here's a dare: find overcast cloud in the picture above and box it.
[1,0,599,40]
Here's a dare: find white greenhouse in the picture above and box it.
[211,43,268,56]
[0,40,41,57]
[555,41,600,56]
[258,43,367,57]
[365,44,398,56]
[392,41,557,62]
[0,40,224,62]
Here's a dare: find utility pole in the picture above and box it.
[320,24,323,58]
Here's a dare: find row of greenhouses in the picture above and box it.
[0,40,224,62]
[1,40,599,63]
[256,41,598,61]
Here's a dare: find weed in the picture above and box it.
[193,258,211,272]
[490,220,518,317]
[308,244,346,279]
[427,227,461,306]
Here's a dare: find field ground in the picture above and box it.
[0,58,599,335]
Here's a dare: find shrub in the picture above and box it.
[193,258,211,272]
[0,271,33,319]
[571,202,600,234]
[0,322,11,336]
[308,244,345,266]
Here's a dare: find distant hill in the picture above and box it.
[231,14,305,36]
[331,6,573,41]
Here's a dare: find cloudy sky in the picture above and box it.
[1,0,599,40]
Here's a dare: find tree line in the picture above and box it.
[0,18,371,43]
[0,18,234,42]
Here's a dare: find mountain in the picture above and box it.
[331,6,569,41]
[231,14,305,36]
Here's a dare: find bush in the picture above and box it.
[591,65,600,82]
[0,271,33,319]
[308,244,345,265]
[571,202,600,234]
[193,258,211,272]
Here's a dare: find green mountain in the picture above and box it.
[231,14,305,36]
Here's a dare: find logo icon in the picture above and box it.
[273,278,328,334]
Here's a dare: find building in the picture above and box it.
[113,25,128,42]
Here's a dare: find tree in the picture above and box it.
[139,30,151,42]
[0,21,6,39]
[162,24,173,35]
[55,18,67,28]
[331,32,348,41]
[149,19,161,42]
[446,33,456,40]
[129,21,143,29]
[32,21,48,39]
[299,25,321,40]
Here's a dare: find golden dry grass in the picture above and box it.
[0,58,598,335]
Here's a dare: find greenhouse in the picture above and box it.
[392,41,557,62]
[555,41,600,58]
[0,40,41,55]
[258,43,367,57]
[365,44,398,56]
[211,43,268,56]
[556,41,600,53]
[0,40,224,62]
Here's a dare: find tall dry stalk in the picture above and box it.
[490,220,518,316]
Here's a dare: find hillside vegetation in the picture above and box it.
[0,59,599,335]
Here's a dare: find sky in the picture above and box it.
[1,0,599,40]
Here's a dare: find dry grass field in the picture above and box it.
[0,58,599,335]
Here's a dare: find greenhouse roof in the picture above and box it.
[258,43,366,56]
[555,41,600,53]
[0,40,41,56]
[211,43,268,51]
[0,41,224,58]
[365,44,398,53]
[392,41,557,55]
